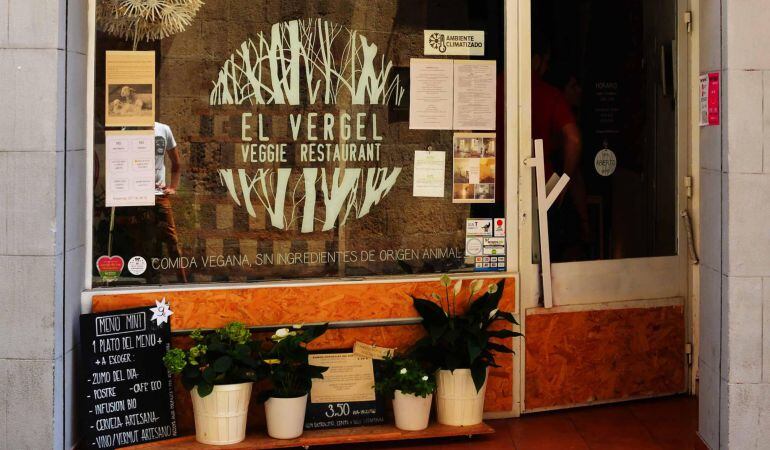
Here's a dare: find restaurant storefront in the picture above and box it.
[7,0,766,448]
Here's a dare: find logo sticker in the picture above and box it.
[96,255,125,282]
[424,30,484,56]
[127,256,148,276]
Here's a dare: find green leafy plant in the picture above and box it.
[374,357,436,398]
[257,324,329,400]
[162,322,265,397]
[411,276,522,392]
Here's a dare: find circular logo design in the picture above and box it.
[127,256,148,276]
[466,238,483,256]
[429,33,447,53]
[594,148,617,177]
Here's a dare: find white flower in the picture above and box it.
[400,368,408,375]
[469,279,484,296]
[422,375,429,381]
[292,324,303,329]
[488,308,499,320]
[272,328,290,341]
[453,280,463,296]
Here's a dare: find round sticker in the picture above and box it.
[594,148,617,176]
[127,256,147,276]
[465,238,483,256]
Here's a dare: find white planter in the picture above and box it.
[265,394,308,439]
[190,382,253,445]
[435,369,487,426]
[393,390,432,431]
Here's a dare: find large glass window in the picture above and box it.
[91,0,507,287]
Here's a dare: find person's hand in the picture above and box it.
[163,187,177,195]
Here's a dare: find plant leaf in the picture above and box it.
[470,364,487,393]
[486,342,514,354]
[196,381,214,398]
[213,355,233,373]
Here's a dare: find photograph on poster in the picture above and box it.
[452,133,495,203]
[107,84,154,118]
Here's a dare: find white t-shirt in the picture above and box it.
[154,122,177,186]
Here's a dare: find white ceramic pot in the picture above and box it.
[190,382,253,445]
[435,369,487,426]
[265,394,308,439]
[393,390,432,431]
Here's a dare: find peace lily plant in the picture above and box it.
[411,276,521,426]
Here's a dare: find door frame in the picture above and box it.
[516,0,698,402]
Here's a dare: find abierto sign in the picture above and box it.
[424,30,484,56]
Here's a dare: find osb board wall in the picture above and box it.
[524,305,686,411]
[91,276,516,429]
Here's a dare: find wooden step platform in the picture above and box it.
[130,422,494,449]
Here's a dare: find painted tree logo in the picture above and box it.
[210,19,405,234]
[210,18,405,106]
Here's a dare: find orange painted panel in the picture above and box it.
[524,305,686,411]
[91,277,516,420]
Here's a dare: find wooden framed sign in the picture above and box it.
[304,352,386,430]
[79,306,177,449]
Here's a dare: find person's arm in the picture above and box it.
[561,122,582,177]
[163,147,181,195]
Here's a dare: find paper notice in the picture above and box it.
[106,130,156,207]
[452,60,497,130]
[413,150,446,197]
[352,342,395,360]
[309,353,376,404]
[409,58,454,130]
[105,51,156,127]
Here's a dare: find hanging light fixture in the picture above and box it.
[97,0,205,49]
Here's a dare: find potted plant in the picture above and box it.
[375,357,436,431]
[258,324,328,439]
[411,276,521,426]
[163,322,264,445]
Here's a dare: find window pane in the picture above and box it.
[92,0,506,287]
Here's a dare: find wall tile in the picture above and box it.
[7,0,64,49]
[721,276,763,383]
[3,152,60,256]
[698,360,720,449]
[724,0,770,71]
[722,70,763,173]
[700,266,722,368]
[65,246,85,350]
[765,278,770,383]
[700,169,721,271]
[0,256,56,359]
[65,150,86,251]
[722,382,770,450]
[0,49,65,152]
[5,359,54,449]
[699,0,721,72]
[0,152,7,255]
[0,0,8,48]
[0,359,7,450]
[701,123,722,172]
[66,52,87,152]
[723,173,770,276]
[66,0,88,55]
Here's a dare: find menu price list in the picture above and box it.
[79,307,177,449]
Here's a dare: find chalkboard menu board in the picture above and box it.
[79,307,177,449]
[304,353,385,430]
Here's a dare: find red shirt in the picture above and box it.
[532,76,576,177]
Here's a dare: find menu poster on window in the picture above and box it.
[452,132,496,203]
[105,130,156,207]
[413,149,446,197]
[105,51,156,127]
[452,60,497,131]
[409,58,454,130]
[78,307,177,449]
[305,353,385,430]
